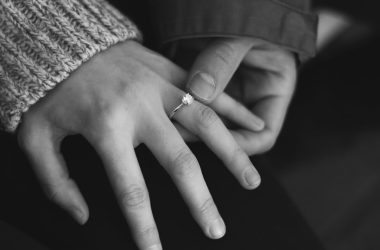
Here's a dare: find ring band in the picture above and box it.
[169,93,194,119]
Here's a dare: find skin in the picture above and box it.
[185,37,297,155]
[16,40,264,250]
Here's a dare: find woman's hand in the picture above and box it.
[17,41,261,250]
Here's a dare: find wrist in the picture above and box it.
[0,0,141,133]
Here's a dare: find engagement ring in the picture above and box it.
[169,93,194,119]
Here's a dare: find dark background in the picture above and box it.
[0,131,323,250]
[267,29,380,249]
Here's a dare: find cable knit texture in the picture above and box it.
[0,0,141,132]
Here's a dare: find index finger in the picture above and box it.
[232,95,291,155]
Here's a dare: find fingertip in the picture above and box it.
[145,244,163,250]
[208,218,226,239]
[73,206,89,225]
[64,181,89,225]
[245,109,265,132]
[251,117,265,132]
[243,168,261,190]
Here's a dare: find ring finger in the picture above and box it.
[166,91,261,190]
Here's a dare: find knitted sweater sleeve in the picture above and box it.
[0,0,141,133]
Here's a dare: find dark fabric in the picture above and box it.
[267,32,380,249]
[0,133,324,250]
[110,0,317,60]
[148,0,317,60]
[313,0,379,27]
[0,221,50,250]
[279,0,312,11]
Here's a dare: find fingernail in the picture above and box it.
[189,72,216,101]
[250,116,265,131]
[209,218,226,239]
[74,207,86,225]
[244,169,261,189]
[146,244,162,250]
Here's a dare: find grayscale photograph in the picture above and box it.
[0,0,378,249]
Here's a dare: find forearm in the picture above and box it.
[0,0,141,132]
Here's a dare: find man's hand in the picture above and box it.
[17,41,261,250]
[186,38,297,155]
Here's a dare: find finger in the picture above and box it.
[91,133,162,250]
[18,127,88,225]
[232,95,291,155]
[173,122,199,142]
[170,97,261,190]
[144,115,225,239]
[211,93,265,132]
[186,38,254,103]
[130,44,262,137]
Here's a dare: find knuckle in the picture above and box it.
[91,106,125,137]
[196,105,218,130]
[135,226,159,241]
[44,182,64,203]
[212,41,236,67]
[99,113,118,131]
[46,188,60,203]
[229,147,248,167]
[118,185,147,209]
[168,147,199,178]
[97,101,120,124]
[199,198,217,216]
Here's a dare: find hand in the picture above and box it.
[185,37,297,154]
[17,41,261,250]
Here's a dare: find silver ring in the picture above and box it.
[169,93,194,119]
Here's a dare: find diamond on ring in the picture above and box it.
[182,93,194,105]
[169,93,194,119]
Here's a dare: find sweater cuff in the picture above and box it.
[0,0,141,132]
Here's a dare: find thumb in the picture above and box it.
[187,38,254,103]
[18,124,89,225]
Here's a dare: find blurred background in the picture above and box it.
[265,1,380,249]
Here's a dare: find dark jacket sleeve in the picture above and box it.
[148,0,318,60]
